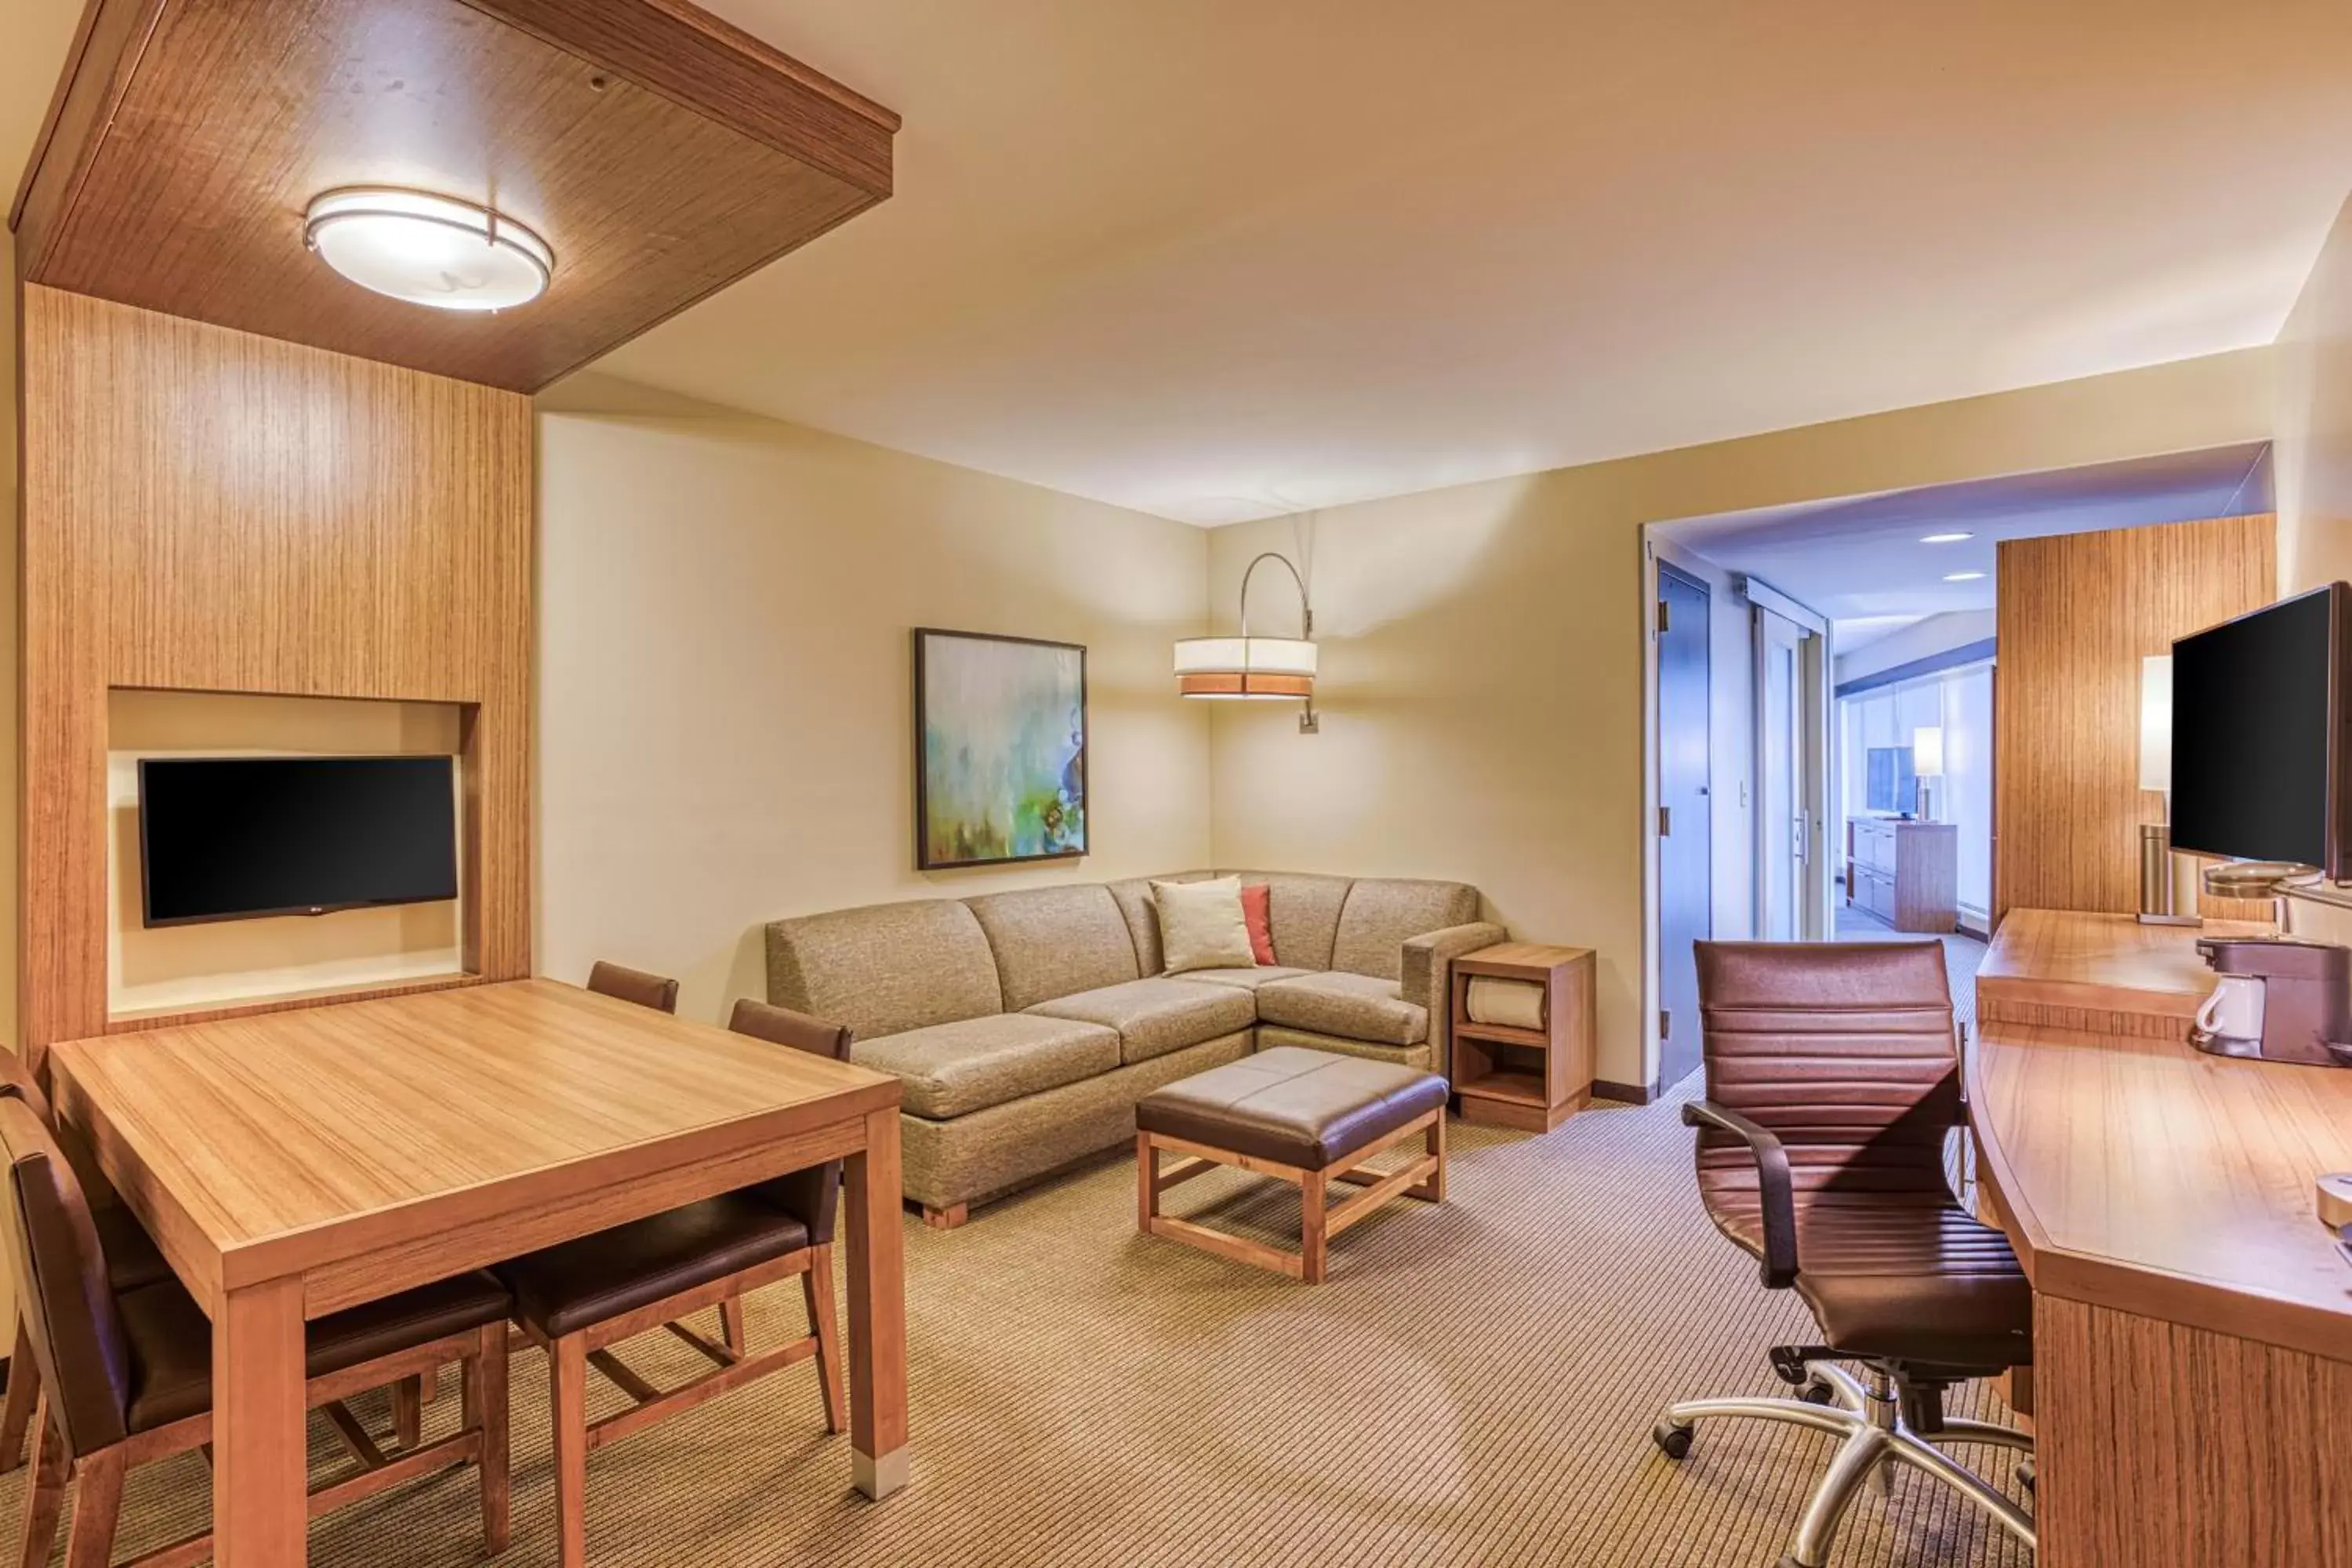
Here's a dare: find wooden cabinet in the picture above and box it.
[1846,817,1958,933]
[1450,944,1594,1134]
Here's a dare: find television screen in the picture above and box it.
[2169,584,2346,875]
[1865,746,1916,815]
[140,756,459,927]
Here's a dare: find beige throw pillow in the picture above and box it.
[1152,877,1258,975]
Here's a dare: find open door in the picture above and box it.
[1655,563,1711,1092]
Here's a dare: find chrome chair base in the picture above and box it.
[1651,1363,2035,1568]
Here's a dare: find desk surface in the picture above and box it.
[1970,913,2352,1365]
[49,978,900,1308]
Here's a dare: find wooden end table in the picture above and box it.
[1449,942,1595,1132]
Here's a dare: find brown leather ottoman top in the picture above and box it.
[1136,1046,1449,1171]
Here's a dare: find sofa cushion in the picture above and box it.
[855,1014,1121,1119]
[1218,871,1354,970]
[1255,971,1430,1047]
[1107,872,1214,975]
[966,884,1142,1011]
[1330,879,1481,980]
[1026,978,1258,1065]
[1174,965,1311,993]
[1152,877,1258,974]
[768,899,1002,1040]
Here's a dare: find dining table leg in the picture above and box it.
[843,1103,909,1500]
[213,1274,309,1565]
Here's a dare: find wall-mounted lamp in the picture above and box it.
[1173,551,1319,732]
[305,188,554,312]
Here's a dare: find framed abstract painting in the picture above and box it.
[913,628,1089,869]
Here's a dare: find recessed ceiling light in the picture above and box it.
[304,187,554,312]
[1944,571,1987,582]
[1920,532,1973,544]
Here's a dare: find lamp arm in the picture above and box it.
[1236,552,1313,641]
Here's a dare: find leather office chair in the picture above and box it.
[492,996,848,1568]
[1650,941,2035,1568]
[0,1098,514,1566]
[586,959,681,1014]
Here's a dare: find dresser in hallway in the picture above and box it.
[1845,816,1960,933]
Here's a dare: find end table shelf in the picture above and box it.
[1449,943,1595,1133]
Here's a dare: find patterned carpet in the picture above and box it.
[3,1087,2031,1567]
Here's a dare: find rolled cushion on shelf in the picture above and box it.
[1465,975,1546,1032]
[1153,877,1258,975]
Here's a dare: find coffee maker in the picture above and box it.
[2193,936,2352,1066]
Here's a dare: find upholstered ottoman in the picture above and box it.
[1134,1046,1448,1283]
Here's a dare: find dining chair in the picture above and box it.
[722,996,852,1414]
[0,1098,514,1568]
[0,1052,173,1475]
[586,960,680,1014]
[490,995,848,1567]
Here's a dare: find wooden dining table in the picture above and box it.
[45,978,910,1566]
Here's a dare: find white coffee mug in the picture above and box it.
[2195,973,2266,1042]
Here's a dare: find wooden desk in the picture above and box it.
[1970,911,2352,1568]
[48,979,910,1567]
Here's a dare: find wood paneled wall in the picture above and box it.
[1993,514,2275,925]
[18,285,532,1065]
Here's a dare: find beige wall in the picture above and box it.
[2274,191,2352,943]
[534,379,1214,1023]
[1207,347,2276,1091]
[2278,194,2352,593]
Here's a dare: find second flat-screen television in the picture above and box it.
[1865,746,1917,816]
[140,755,459,927]
[2169,582,2352,880]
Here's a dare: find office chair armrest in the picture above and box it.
[1682,1098,1798,1288]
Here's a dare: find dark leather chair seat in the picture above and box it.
[1134,1045,1448,1169]
[1707,1191,2031,1368]
[94,1205,172,1292]
[118,1270,513,1434]
[496,1195,811,1341]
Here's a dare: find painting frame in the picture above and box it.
[913,627,1091,871]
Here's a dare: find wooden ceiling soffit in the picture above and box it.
[9,0,898,391]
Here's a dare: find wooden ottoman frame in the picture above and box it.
[1136,1108,1444,1284]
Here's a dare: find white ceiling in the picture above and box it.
[8,2,2350,525]
[1654,442,2273,633]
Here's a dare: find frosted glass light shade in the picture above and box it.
[305,188,554,312]
[1911,725,1944,779]
[1172,636,1317,699]
[2139,655,2172,793]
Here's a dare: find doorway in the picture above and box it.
[1654,562,1711,1092]
[1754,600,1828,940]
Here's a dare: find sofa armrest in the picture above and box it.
[1402,920,1508,1074]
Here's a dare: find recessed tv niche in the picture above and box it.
[139,755,459,927]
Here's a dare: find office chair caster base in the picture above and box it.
[1651,1367,2035,1567]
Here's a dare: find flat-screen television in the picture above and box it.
[2169,582,2351,879]
[1865,746,1917,816]
[139,756,459,927]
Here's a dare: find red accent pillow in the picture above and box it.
[1240,883,1277,967]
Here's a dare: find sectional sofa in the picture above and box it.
[766,871,1504,1226]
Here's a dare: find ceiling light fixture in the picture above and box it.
[1174,552,1319,732]
[304,188,554,312]
[1920,532,1973,544]
[1944,571,1987,582]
